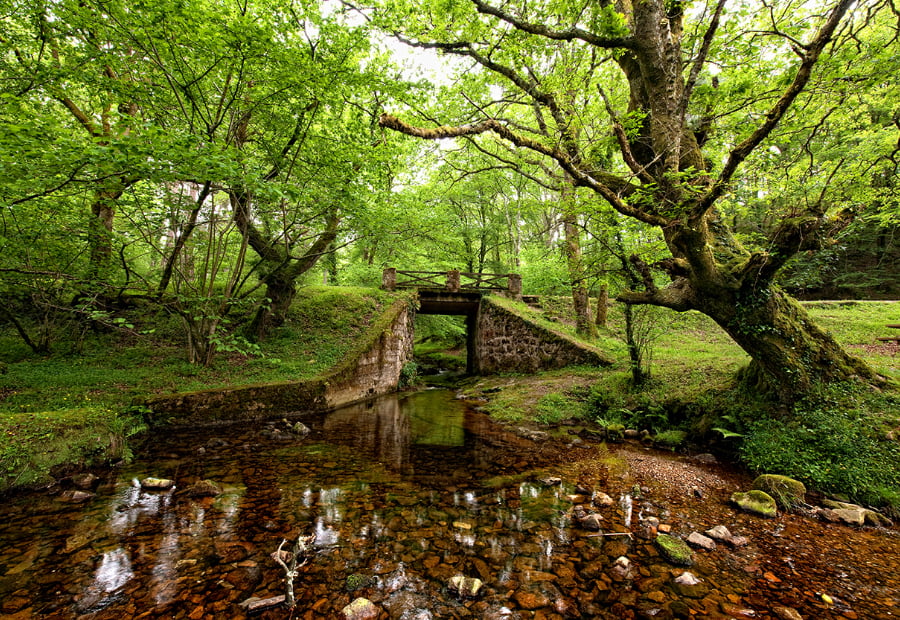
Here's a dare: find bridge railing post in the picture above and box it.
[446,270,461,292]
[382,267,397,291]
[507,273,522,300]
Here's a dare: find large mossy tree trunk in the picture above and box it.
[620,210,886,402]
[695,281,878,402]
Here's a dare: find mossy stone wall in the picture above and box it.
[474,297,612,374]
[146,299,414,427]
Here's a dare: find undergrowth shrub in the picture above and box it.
[740,384,900,508]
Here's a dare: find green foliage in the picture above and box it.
[399,361,420,388]
[414,314,467,348]
[654,429,687,450]
[740,384,900,508]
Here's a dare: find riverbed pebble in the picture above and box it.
[342,597,379,620]
[687,531,717,550]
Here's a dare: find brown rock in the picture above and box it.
[773,607,803,620]
[513,588,551,610]
[71,473,99,489]
[186,479,222,497]
[58,490,94,503]
[687,532,716,550]
[140,477,175,490]
[647,591,667,603]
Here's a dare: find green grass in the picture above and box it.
[0,407,146,493]
[0,286,409,493]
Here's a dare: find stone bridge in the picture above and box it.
[383,268,611,375]
[144,273,612,427]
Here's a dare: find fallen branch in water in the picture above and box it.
[585,532,634,538]
[271,531,316,608]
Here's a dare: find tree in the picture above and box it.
[375,0,891,401]
[1,0,411,355]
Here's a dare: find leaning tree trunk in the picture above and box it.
[698,288,879,403]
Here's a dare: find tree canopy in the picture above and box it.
[1,0,898,393]
[374,0,899,400]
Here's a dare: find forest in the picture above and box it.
[1,1,899,497]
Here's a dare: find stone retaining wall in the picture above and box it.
[146,298,414,427]
[474,296,612,374]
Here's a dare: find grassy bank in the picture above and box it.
[0,286,408,493]
[459,299,900,509]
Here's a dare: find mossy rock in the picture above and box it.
[655,534,694,566]
[606,424,625,442]
[731,490,777,518]
[345,573,375,592]
[752,474,806,509]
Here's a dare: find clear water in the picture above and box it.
[0,389,897,619]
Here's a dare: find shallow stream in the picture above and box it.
[1,389,898,619]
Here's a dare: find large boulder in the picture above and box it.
[752,474,806,509]
[731,490,777,518]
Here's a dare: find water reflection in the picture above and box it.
[93,548,132,593]
[0,389,897,619]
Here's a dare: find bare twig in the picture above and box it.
[271,532,316,608]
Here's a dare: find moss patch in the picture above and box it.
[752,474,806,509]
[731,490,778,518]
[655,534,694,566]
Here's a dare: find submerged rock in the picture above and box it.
[239,596,285,612]
[704,525,732,541]
[686,532,716,550]
[58,490,94,503]
[346,573,375,592]
[290,421,311,436]
[70,473,99,490]
[752,474,806,509]
[140,477,175,491]
[730,490,777,518]
[186,479,222,497]
[579,513,604,531]
[342,597,379,620]
[448,574,483,598]
[592,492,615,507]
[674,572,702,586]
[773,607,804,620]
[655,534,694,566]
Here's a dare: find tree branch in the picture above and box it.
[470,0,636,50]
[379,113,662,225]
[696,0,856,216]
[681,0,727,122]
